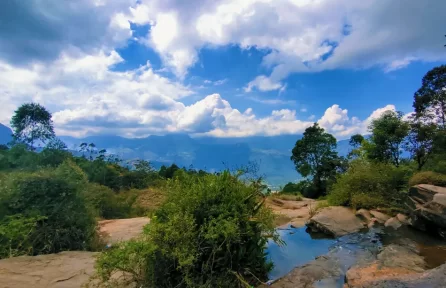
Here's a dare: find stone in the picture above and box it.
[369,210,391,223]
[0,252,97,288]
[356,209,373,222]
[306,206,365,237]
[396,213,409,225]
[346,244,427,287]
[408,184,446,239]
[368,218,380,228]
[384,217,402,230]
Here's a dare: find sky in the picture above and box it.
[0,0,445,140]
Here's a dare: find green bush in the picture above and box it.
[328,159,410,209]
[95,171,278,288]
[0,170,97,257]
[409,171,446,187]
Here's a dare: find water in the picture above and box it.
[266,225,446,284]
[266,226,335,280]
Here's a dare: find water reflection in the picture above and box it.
[266,226,334,280]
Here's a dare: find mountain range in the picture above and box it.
[0,123,351,187]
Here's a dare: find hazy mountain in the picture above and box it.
[0,124,12,145]
[60,133,354,187]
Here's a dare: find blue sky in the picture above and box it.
[0,0,445,139]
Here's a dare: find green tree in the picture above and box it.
[349,134,364,148]
[291,123,341,197]
[10,103,55,150]
[413,65,446,128]
[366,111,410,167]
[404,117,438,170]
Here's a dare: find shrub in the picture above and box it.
[0,171,97,256]
[95,171,278,288]
[271,193,303,201]
[409,171,446,187]
[328,159,410,210]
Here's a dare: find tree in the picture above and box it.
[366,111,410,167]
[291,123,341,197]
[45,138,67,151]
[413,65,446,128]
[10,103,55,150]
[404,117,438,170]
[349,134,364,148]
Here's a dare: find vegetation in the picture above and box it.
[291,123,346,198]
[409,171,446,187]
[95,171,278,288]
[327,159,410,210]
[10,103,55,149]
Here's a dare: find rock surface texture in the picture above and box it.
[408,184,446,238]
[306,206,365,237]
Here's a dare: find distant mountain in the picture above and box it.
[0,123,12,145]
[60,133,353,188]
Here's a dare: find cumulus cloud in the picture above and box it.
[124,0,446,83]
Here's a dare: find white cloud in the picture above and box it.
[123,0,446,85]
[245,75,283,92]
[318,104,396,138]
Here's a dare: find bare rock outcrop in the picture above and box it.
[306,206,366,237]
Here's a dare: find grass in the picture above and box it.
[271,193,303,201]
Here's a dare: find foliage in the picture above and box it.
[0,215,46,258]
[404,117,438,170]
[413,65,446,128]
[10,103,55,149]
[96,171,278,288]
[349,134,364,148]
[291,123,344,198]
[328,159,411,210]
[271,193,303,201]
[366,110,410,166]
[0,170,97,257]
[408,171,446,187]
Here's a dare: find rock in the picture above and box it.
[306,206,365,237]
[384,217,402,230]
[396,213,409,225]
[346,263,446,288]
[369,210,391,223]
[368,218,380,228]
[346,244,426,287]
[0,252,97,288]
[267,246,374,288]
[356,209,373,222]
[98,217,150,243]
[408,184,446,238]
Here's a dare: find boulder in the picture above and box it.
[306,206,365,237]
[369,210,391,223]
[408,184,446,238]
[384,217,402,230]
[356,209,373,222]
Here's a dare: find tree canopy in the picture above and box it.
[366,110,409,166]
[10,103,55,149]
[413,65,446,127]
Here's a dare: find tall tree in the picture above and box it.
[10,103,55,149]
[366,110,410,166]
[413,65,446,128]
[291,123,341,196]
[404,117,438,170]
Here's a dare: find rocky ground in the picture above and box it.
[266,196,317,228]
[0,218,150,288]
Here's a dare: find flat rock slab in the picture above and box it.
[306,206,365,237]
[98,217,150,243]
[0,252,97,288]
[370,210,391,223]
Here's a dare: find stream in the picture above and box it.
[266,225,446,284]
